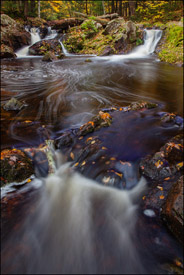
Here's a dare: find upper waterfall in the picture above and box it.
[97,29,162,61]
[132,29,163,56]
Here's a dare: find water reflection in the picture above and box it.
[1,57,183,148]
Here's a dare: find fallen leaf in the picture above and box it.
[86,137,93,142]
[105,161,110,165]
[74,162,79,167]
[102,146,107,150]
[79,136,83,140]
[27,179,31,183]
[142,196,146,200]
[164,177,170,180]
[81,161,86,166]
[91,140,95,144]
[110,157,116,160]
[159,195,165,199]
[115,172,122,178]
[157,186,163,191]
[70,152,74,160]
[119,108,123,111]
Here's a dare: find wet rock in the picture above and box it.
[3,97,26,111]
[39,26,49,39]
[0,44,16,59]
[161,176,183,243]
[1,14,31,54]
[102,18,125,35]
[85,58,92,62]
[140,134,183,181]
[100,46,115,56]
[56,102,164,189]
[130,101,158,110]
[29,39,62,56]
[42,51,58,62]
[78,111,112,136]
[23,140,56,178]
[0,149,34,186]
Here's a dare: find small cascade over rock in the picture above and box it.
[98,29,162,61]
[16,27,41,57]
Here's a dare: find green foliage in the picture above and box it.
[158,24,183,64]
[81,19,98,38]
[136,38,143,46]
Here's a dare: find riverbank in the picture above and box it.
[1,13,183,65]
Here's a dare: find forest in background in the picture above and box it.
[1,0,183,23]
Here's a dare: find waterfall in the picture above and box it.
[131,29,163,56]
[2,158,147,274]
[98,29,162,61]
[59,34,71,56]
[16,27,41,58]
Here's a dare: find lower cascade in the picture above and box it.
[2,160,149,274]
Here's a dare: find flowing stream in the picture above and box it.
[1,27,183,274]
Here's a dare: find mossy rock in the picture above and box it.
[3,97,26,111]
[1,149,34,186]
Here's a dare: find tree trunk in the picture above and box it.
[111,0,115,13]
[129,1,136,17]
[102,0,106,15]
[38,0,40,18]
[24,0,28,18]
[30,0,36,14]
[118,0,122,16]
[86,0,88,15]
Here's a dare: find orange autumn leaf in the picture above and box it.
[164,177,170,180]
[70,152,74,160]
[102,146,107,150]
[74,162,79,167]
[115,172,122,178]
[160,195,165,199]
[86,137,93,142]
[81,161,86,166]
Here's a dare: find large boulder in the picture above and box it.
[99,45,115,56]
[102,18,125,35]
[161,176,183,243]
[125,21,137,42]
[0,44,16,58]
[140,132,183,181]
[1,14,31,58]
[29,39,62,56]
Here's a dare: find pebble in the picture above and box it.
[143,209,156,217]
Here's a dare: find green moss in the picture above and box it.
[158,24,183,64]
[136,38,143,46]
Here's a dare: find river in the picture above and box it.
[1,28,183,274]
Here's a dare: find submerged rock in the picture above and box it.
[0,149,34,186]
[161,176,183,243]
[42,51,58,62]
[3,97,26,111]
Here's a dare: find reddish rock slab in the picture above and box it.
[161,176,183,243]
